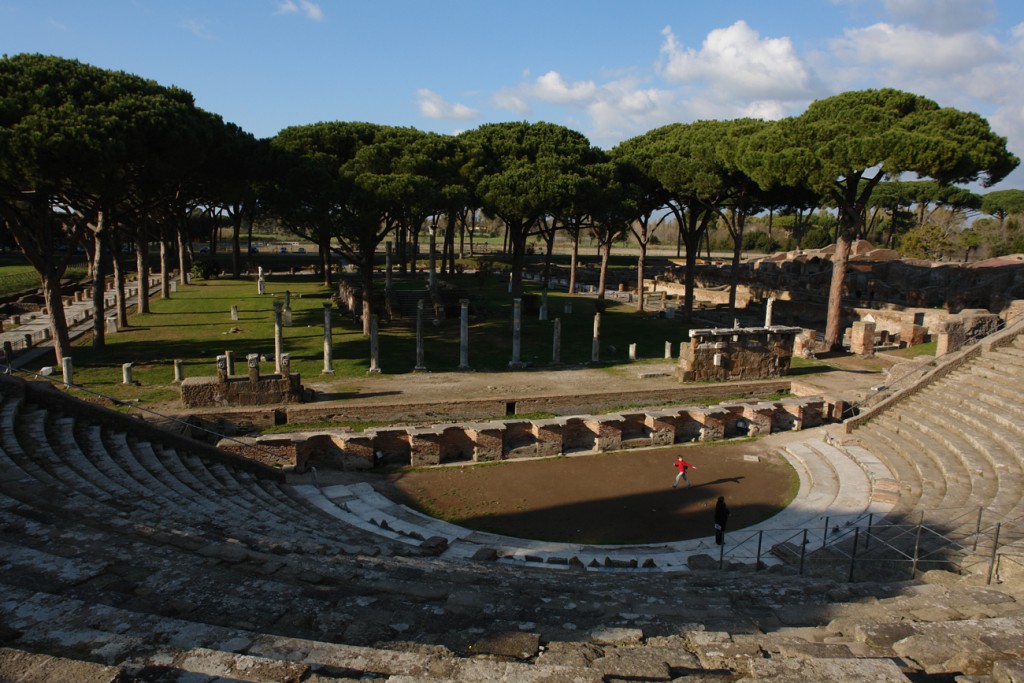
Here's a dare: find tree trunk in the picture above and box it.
[824,231,852,351]
[360,257,374,337]
[320,242,332,287]
[177,224,188,286]
[230,212,242,278]
[91,228,107,349]
[41,271,72,364]
[159,238,170,299]
[136,234,150,314]
[727,212,745,313]
[568,228,579,294]
[636,241,647,312]
[596,240,611,312]
[111,234,128,328]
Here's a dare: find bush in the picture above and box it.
[800,227,833,250]
[190,258,222,280]
[741,231,779,253]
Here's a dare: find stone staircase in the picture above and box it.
[2,368,1024,679]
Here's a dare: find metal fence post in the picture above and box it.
[865,513,873,551]
[799,529,807,575]
[755,530,763,570]
[911,523,923,579]
[987,523,1001,586]
[848,528,860,582]
[718,538,725,570]
[973,507,984,552]
[823,516,829,549]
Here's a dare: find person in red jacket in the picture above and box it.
[672,457,695,488]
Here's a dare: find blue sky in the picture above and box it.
[3,0,1024,188]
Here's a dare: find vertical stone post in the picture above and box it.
[508,272,513,294]
[216,355,228,382]
[592,312,601,363]
[23,334,32,351]
[850,320,876,356]
[170,279,178,293]
[539,288,548,321]
[257,266,266,296]
[458,299,471,371]
[225,350,235,376]
[368,314,382,374]
[273,301,284,374]
[284,289,291,310]
[665,341,673,359]
[2,341,13,373]
[173,359,185,383]
[629,343,637,361]
[552,318,561,364]
[733,318,741,329]
[62,357,73,387]
[765,297,775,327]
[322,302,334,374]
[564,301,573,315]
[509,298,524,369]
[280,352,291,377]
[106,317,118,334]
[122,363,133,385]
[247,353,260,382]
[428,228,437,291]
[385,241,393,292]
[414,299,427,372]
[231,305,239,321]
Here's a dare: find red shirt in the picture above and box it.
[675,459,693,473]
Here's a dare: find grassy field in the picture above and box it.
[26,272,701,405]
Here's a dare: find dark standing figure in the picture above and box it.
[714,496,730,545]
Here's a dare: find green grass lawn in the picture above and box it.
[27,272,698,405]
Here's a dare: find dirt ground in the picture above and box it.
[306,353,897,545]
[376,439,797,545]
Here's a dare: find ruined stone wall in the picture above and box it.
[221,396,826,470]
[180,374,304,409]
[676,327,800,382]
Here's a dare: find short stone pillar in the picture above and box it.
[280,352,291,377]
[458,299,471,371]
[2,341,13,372]
[225,350,235,376]
[628,343,637,361]
[414,299,427,372]
[62,357,73,386]
[900,323,927,348]
[509,298,525,369]
[665,341,673,359]
[322,302,334,374]
[23,334,32,350]
[564,301,573,315]
[247,353,260,382]
[552,318,562,364]
[592,312,601,363]
[539,289,548,321]
[231,305,239,321]
[368,314,382,374]
[273,301,284,373]
[173,359,185,383]
[170,279,178,293]
[122,363,133,385]
[216,355,229,382]
[106,317,118,334]
[385,241,393,292]
[850,321,876,356]
[765,297,775,327]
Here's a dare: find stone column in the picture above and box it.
[629,343,637,361]
[564,301,573,315]
[850,320,876,356]
[368,314,382,374]
[539,288,548,321]
[283,291,293,326]
[592,312,601,363]
[665,341,673,359]
[257,266,266,295]
[458,299,471,371]
[173,359,185,383]
[280,352,291,377]
[322,301,334,374]
[385,241,393,292]
[62,357,73,387]
[216,355,228,382]
[765,297,775,327]
[122,363,133,385]
[428,228,437,291]
[225,350,235,376]
[247,353,260,382]
[2,341,13,373]
[552,318,561,364]
[273,301,284,374]
[509,298,524,369]
[231,305,239,321]
[414,299,427,372]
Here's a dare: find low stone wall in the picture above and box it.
[676,327,800,382]
[181,374,304,409]
[219,396,825,471]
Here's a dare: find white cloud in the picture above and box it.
[884,0,995,34]
[659,21,819,103]
[530,71,597,104]
[831,22,1004,76]
[492,90,529,114]
[181,19,213,40]
[416,89,478,121]
[276,0,324,21]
